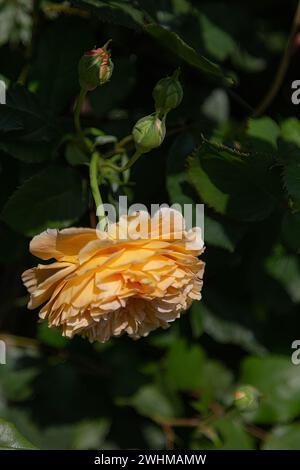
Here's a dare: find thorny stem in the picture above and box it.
[254,0,300,116]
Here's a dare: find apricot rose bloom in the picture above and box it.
[22,209,205,342]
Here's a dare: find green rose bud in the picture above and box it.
[234,385,261,411]
[153,69,183,116]
[78,41,113,91]
[132,114,166,154]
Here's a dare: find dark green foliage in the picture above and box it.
[0,0,300,451]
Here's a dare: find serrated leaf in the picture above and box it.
[1,166,87,236]
[145,24,234,85]
[187,140,277,222]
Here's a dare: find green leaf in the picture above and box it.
[65,142,89,167]
[283,161,300,209]
[263,424,300,450]
[0,141,54,163]
[199,13,236,62]
[37,322,69,349]
[204,215,245,252]
[280,118,300,208]
[191,303,266,355]
[280,117,300,148]
[240,356,300,424]
[145,24,234,85]
[0,419,36,449]
[166,133,196,206]
[193,417,254,450]
[1,166,87,236]
[0,346,39,402]
[264,245,300,302]
[164,339,204,391]
[247,117,280,152]
[192,360,233,412]
[28,419,111,450]
[128,385,175,420]
[73,0,146,30]
[187,139,277,222]
[212,418,254,450]
[0,86,60,162]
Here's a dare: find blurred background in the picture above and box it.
[0,0,300,450]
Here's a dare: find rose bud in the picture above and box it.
[234,385,261,411]
[78,41,114,91]
[132,114,166,154]
[153,69,183,116]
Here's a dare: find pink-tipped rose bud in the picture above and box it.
[78,41,114,91]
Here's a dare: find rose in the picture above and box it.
[22,209,205,342]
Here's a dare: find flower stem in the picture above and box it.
[254,0,300,115]
[119,149,143,172]
[74,87,87,137]
[89,152,107,231]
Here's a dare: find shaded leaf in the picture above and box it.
[240,356,300,424]
[0,419,36,450]
[247,117,280,152]
[146,24,234,85]
[191,303,266,355]
[1,166,87,236]
[164,339,204,391]
[263,424,300,450]
[73,0,147,30]
[128,385,175,420]
[187,139,277,222]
